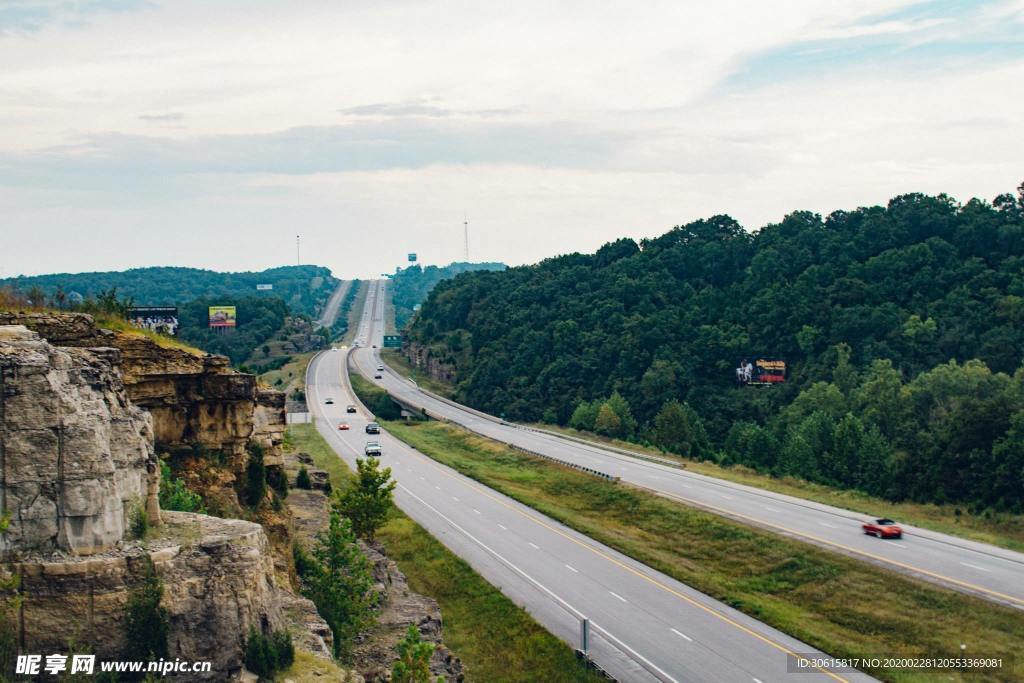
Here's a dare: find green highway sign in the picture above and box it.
[383,335,402,348]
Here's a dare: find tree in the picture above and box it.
[245,441,267,507]
[605,391,637,437]
[245,627,294,680]
[300,511,374,659]
[568,400,599,431]
[391,625,435,683]
[594,403,622,437]
[336,458,396,541]
[652,400,710,459]
[124,557,169,661]
[296,466,312,489]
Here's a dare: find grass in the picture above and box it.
[379,420,1024,683]
[275,650,356,682]
[93,314,206,356]
[287,422,606,683]
[259,350,317,396]
[530,423,1024,552]
[381,349,456,398]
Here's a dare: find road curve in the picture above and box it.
[355,280,1024,611]
[310,287,873,683]
[315,279,351,329]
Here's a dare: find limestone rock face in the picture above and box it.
[0,326,153,557]
[19,512,286,680]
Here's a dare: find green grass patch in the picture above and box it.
[287,422,605,682]
[530,423,1024,552]
[382,420,1024,683]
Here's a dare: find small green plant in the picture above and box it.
[158,459,205,513]
[244,626,294,680]
[391,624,435,683]
[129,502,149,540]
[295,466,312,489]
[124,557,169,661]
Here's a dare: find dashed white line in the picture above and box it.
[419,476,425,481]
[528,542,540,550]
[959,561,991,573]
[498,524,507,531]
[717,493,735,500]
[670,628,692,642]
[434,485,440,490]
[763,506,781,513]
[818,522,838,529]
[753,678,764,683]
[452,496,460,502]
[473,508,481,515]
[609,591,628,603]
[565,564,579,573]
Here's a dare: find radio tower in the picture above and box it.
[463,215,469,262]
[296,235,301,265]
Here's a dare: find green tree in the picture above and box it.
[605,392,637,437]
[336,458,396,541]
[593,403,622,437]
[296,466,312,489]
[391,625,435,683]
[652,400,710,459]
[300,511,374,659]
[245,441,267,507]
[568,400,599,431]
[124,557,169,661]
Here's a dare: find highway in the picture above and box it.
[307,283,873,682]
[354,280,1024,612]
[314,279,352,329]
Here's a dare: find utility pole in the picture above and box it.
[463,215,469,262]
[296,235,300,265]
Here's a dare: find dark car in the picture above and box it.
[365,422,380,434]
[862,518,902,539]
[324,398,334,405]
[374,374,383,379]
[346,404,357,413]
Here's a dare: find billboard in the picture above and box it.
[408,253,417,262]
[128,306,178,336]
[736,357,786,385]
[256,284,273,291]
[208,306,237,328]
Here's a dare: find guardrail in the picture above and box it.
[506,442,620,482]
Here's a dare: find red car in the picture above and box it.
[338,423,350,431]
[862,518,902,539]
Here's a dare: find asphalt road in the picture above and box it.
[354,280,1024,612]
[309,285,874,683]
[315,279,351,329]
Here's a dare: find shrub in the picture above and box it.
[244,441,267,507]
[158,459,205,513]
[244,627,294,680]
[295,466,312,489]
[124,557,169,661]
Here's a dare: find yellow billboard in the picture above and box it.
[208,306,237,328]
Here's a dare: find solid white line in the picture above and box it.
[529,542,540,550]
[959,561,991,573]
[609,591,628,603]
[670,628,692,642]
[565,564,579,573]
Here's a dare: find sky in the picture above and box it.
[1,0,1022,279]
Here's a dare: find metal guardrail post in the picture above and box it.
[580,617,590,654]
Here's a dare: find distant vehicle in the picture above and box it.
[377,364,384,371]
[374,374,383,379]
[346,404,357,413]
[372,344,377,348]
[324,398,334,404]
[365,422,380,434]
[330,348,339,352]
[338,423,350,431]
[862,518,902,539]
[364,441,382,457]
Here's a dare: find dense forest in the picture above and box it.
[406,185,1024,511]
[1,265,337,317]
[391,262,505,329]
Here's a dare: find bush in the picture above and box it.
[129,502,149,540]
[391,624,435,683]
[158,459,205,513]
[296,466,312,489]
[244,441,267,507]
[124,557,169,661]
[244,626,294,680]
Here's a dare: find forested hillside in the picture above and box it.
[392,262,506,329]
[407,185,1024,511]
[1,265,337,317]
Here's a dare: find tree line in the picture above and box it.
[392,261,506,330]
[405,184,1024,511]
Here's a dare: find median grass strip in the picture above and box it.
[287,423,605,683]
[378,420,1024,683]
[530,422,1024,553]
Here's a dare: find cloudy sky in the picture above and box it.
[1,0,1022,278]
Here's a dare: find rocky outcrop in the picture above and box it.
[18,513,288,679]
[403,341,458,385]
[0,325,155,557]
[0,323,322,679]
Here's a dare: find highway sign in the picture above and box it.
[383,335,402,348]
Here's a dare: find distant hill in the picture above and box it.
[1,265,337,318]
[406,185,1024,511]
[391,262,506,329]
